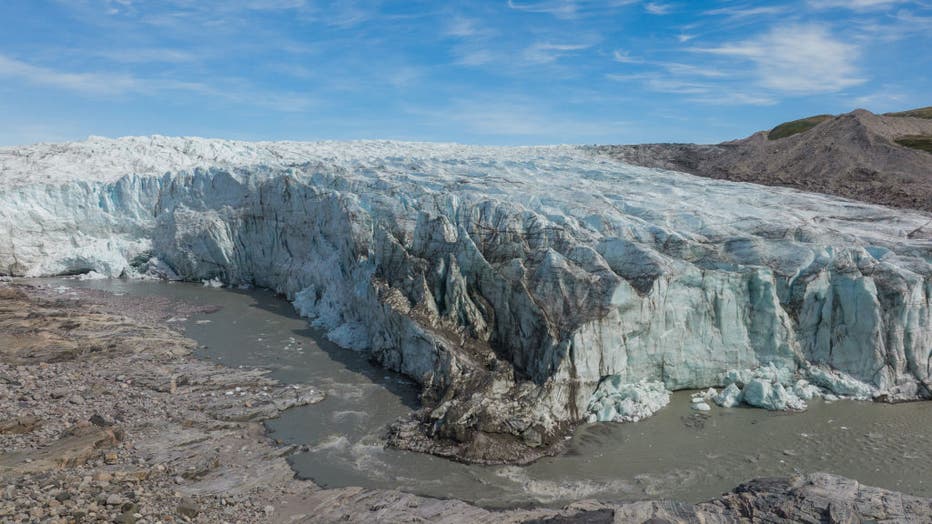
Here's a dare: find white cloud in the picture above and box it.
[644,2,673,15]
[703,5,787,19]
[692,24,865,94]
[241,0,307,9]
[0,53,315,112]
[0,54,140,95]
[418,98,619,140]
[506,0,640,19]
[523,42,591,64]
[688,92,777,106]
[612,49,642,63]
[507,0,578,19]
[98,48,198,63]
[851,88,909,111]
[454,47,496,66]
[386,66,422,89]
[604,73,654,82]
[660,62,727,78]
[643,77,710,95]
[808,0,909,9]
[607,71,777,106]
[446,16,480,38]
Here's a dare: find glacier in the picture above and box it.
[1,136,930,462]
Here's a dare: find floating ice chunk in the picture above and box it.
[691,402,711,411]
[742,379,790,411]
[692,388,717,402]
[202,277,223,288]
[718,364,813,410]
[793,379,821,401]
[806,367,875,400]
[75,270,107,280]
[140,257,181,280]
[586,378,670,423]
[721,369,753,388]
[714,383,743,408]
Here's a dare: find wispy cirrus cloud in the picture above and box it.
[523,42,592,64]
[7,0,929,146]
[452,47,496,66]
[607,71,777,106]
[687,92,777,106]
[0,53,144,95]
[808,0,910,10]
[506,0,639,19]
[851,88,909,110]
[703,5,788,19]
[97,48,199,63]
[445,16,482,38]
[612,49,643,63]
[691,24,865,94]
[0,53,316,112]
[410,97,624,140]
[659,62,727,78]
[506,0,579,19]
[644,2,673,15]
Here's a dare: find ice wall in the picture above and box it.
[2,137,930,459]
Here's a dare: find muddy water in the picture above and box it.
[42,279,932,508]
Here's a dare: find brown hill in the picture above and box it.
[594,108,932,212]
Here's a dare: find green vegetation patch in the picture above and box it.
[895,135,932,154]
[884,107,932,119]
[767,114,834,140]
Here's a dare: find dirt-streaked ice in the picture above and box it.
[1,136,930,456]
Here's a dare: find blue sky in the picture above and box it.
[0,0,929,146]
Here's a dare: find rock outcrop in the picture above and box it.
[1,137,931,462]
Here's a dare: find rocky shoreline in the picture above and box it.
[2,280,931,523]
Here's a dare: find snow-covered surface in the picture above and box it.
[1,136,930,433]
[0,136,567,188]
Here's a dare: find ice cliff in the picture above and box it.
[2,136,930,462]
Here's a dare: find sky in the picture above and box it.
[0,0,929,146]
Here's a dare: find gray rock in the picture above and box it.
[177,497,200,518]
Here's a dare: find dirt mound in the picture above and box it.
[594,108,932,212]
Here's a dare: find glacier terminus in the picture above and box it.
[2,136,930,463]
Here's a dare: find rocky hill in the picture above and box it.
[593,107,932,212]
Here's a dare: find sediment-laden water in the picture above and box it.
[42,279,932,508]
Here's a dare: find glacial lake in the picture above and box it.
[40,279,932,508]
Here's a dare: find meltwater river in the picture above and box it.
[43,279,932,508]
